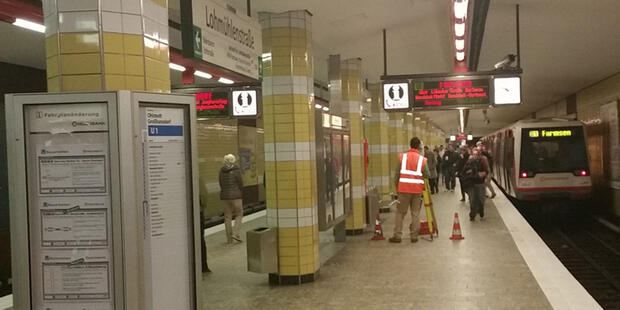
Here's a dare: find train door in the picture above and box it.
[341,134,351,218]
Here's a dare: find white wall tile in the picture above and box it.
[122,13,142,35]
[101,0,122,12]
[58,0,98,11]
[121,0,141,14]
[142,17,160,40]
[44,15,58,38]
[43,0,58,17]
[58,11,99,32]
[101,11,122,33]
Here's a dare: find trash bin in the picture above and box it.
[246,227,278,273]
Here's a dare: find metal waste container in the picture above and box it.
[247,227,278,273]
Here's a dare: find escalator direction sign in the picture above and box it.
[382,81,411,111]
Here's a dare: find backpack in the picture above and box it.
[462,158,484,185]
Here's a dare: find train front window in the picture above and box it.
[520,127,588,173]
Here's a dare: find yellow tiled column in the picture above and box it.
[260,10,319,284]
[388,112,405,193]
[366,83,391,198]
[341,59,365,233]
[43,0,170,92]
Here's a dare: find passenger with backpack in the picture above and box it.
[460,148,490,221]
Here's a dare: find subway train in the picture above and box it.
[481,119,592,201]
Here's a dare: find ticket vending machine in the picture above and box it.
[5,91,202,310]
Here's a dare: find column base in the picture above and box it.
[345,228,364,235]
[269,271,318,285]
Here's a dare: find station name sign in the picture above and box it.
[381,70,522,111]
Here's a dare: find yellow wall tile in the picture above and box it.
[60,33,100,54]
[47,76,60,92]
[123,34,143,55]
[103,32,124,54]
[124,55,144,76]
[144,38,160,60]
[104,53,125,75]
[61,54,101,75]
[45,35,58,57]
[126,75,145,90]
[46,56,59,78]
[62,74,102,91]
[104,74,126,90]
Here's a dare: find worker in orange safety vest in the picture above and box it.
[389,137,431,243]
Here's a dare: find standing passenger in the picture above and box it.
[389,137,429,243]
[454,146,470,202]
[442,145,457,191]
[461,149,490,221]
[480,144,496,198]
[219,154,244,243]
[424,146,438,194]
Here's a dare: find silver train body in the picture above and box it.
[481,119,592,201]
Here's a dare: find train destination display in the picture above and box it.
[195,91,229,117]
[412,78,490,109]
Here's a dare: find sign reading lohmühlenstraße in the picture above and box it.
[188,0,262,79]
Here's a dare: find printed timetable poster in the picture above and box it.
[25,103,115,310]
[142,107,193,310]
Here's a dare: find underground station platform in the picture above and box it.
[201,182,600,310]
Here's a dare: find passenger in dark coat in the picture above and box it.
[455,146,470,201]
[219,154,244,243]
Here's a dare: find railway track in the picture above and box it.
[533,216,620,310]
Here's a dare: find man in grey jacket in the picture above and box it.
[219,154,244,243]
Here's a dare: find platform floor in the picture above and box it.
[202,181,563,309]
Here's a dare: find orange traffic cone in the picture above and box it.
[371,214,385,240]
[449,212,465,240]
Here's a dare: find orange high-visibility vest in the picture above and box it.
[398,149,427,193]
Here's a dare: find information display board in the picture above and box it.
[195,91,229,117]
[6,91,201,310]
[25,102,115,310]
[140,106,193,310]
[412,78,490,109]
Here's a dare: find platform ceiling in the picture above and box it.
[2,0,620,136]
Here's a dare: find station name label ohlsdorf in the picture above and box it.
[192,0,262,79]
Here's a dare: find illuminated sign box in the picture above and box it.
[382,81,411,111]
[230,88,261,118]
[195,91,229,117]
[412,77,490,109]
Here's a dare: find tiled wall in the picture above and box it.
[365,83,391,197]
[341,59,365,231]
[196,119,239,217]
[260,10,320,277]
[43,0,170,92]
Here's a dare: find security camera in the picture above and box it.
[494,54,517,69]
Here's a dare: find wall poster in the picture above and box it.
[25,103,114,310]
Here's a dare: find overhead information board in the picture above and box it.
[381,69,522,111]
[412,78,490,109]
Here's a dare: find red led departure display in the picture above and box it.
[195,91,229,117]
[412,78,490,109]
